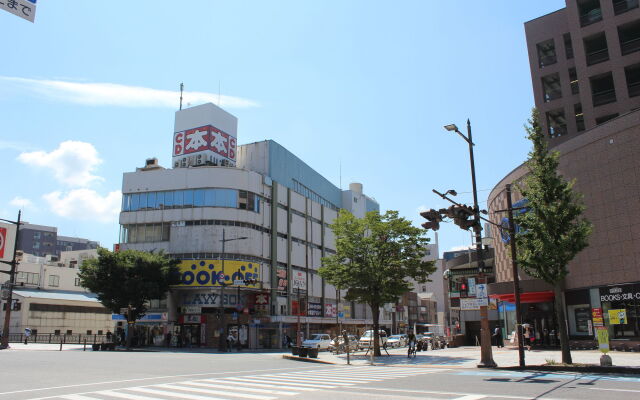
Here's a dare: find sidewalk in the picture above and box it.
[284,346,640,369]
[1,342,289,354]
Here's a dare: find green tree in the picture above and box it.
[514,109,592,364]
[319,210,435,356]
[79,248,179,348]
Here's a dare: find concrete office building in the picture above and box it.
[118,103,388,349]
[486,0,640,349]
[17,222,98,258]
[526,0,640,144]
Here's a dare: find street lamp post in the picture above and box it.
[444,120,497,368]
[217,229,248,352]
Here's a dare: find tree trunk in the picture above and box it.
[371,303,381,357]
[553,283,572,364]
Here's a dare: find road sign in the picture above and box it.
[1,0,36,23]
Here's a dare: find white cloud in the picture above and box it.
[10,196,36,210]
[18,141,103,187]
[1,76,259,109]
[0,140,34,152]
[43,189,121,223]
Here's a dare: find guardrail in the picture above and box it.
[6,333,111,344]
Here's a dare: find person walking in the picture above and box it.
[227,332,236,352]
[407,332,417,358]
[24,328,31,345]
[523,324,532,351]
[492,327,504,348]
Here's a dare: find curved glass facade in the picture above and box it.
[121,188,260,213]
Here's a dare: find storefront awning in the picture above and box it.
[490,290,554,304]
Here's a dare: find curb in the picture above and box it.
[282,355,336,364]
[498,365,640,375]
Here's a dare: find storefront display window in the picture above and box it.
[599,284,640,339]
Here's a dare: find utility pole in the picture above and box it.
[217,229,247,351]
[506,184,526,367]
[0,211,22,350]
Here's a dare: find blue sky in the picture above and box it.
[0,1,564,256]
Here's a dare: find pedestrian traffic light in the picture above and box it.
[420,209,442,231]
[446,205,477,230]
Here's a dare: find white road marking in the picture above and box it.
[180,380,297,396]
[0,366,313,396]
[59,395,103,400]
[212,378,317,391]
[272,373,373,383]
[256,375,355,386]
[94,391,160,400]
[589,387,640,393]
[155,383,276,400]
[224,376,335,388]
[125,386,228,400]
[349,386,558,400]
[453,395,486,400]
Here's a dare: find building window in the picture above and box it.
[625,63,640,97]
[584,32,609,65]
[595,113,619,124]
[537,39,557,67]
[579,0,603,27]
[574,103,586,132]
[542,73,562,102]
[563,33,574,59]
[590,72,617,106]
[569,68,579,95]
[546,109,567,138]
[614,0,639,15]
[48,275,60,287]
[74,277,81,286]
[33,242,40,249]
[619,20,640,56]
[16,271,40,285]
[33,232,41,239]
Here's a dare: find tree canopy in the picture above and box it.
[319,210,435,355]
[514,109,592,363]
[79,248,179,323]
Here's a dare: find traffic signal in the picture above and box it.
[420,209,443,231]
[446,205,477,230]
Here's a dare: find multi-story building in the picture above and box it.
[487,0,640,349]
[17,222,98,258]
[118,102,389,349]
[525,0,640,144]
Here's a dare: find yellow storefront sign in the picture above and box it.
[596,327,609,353]
[608,309,627,325]
[173,259,260,287]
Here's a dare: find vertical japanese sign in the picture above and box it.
[292,270,306,290]
[0,0,36,23]
[596,327,609,353]
[0,223,17,263]
[592,308,604,327]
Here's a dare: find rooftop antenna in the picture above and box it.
[179,82,184,110]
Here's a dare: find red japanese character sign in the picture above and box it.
[0,227,5,259]
[173,124,237,161]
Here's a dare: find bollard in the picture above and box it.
[83,338,87,351]
[60,337,63,351]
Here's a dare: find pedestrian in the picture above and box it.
[24,328,32,345]
[492,327,504,348]
[106,330,113,343]
[407,332,416,358]
[523,325,532,351]
[165,332,172,347]
[227,333,236,351]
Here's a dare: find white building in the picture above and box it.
[119,103,388,349]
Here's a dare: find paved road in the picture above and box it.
[2,349,640,400]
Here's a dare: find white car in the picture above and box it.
[358,330,388,350]
[301,334,333,350]
[386,334,408,348]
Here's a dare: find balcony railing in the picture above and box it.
[614,0,639,15]
[628,81,640,97]
[586,48,609,65]
[592,88,617,106]
[621,36,640,55]
[539,55,557,68]
[580,8,603,26]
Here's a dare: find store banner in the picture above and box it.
[277,267,287,291]
[460,298,488,310]
[325,303,337,318]
[596,327,609,353]
[599,284,640,302]
[174,259,259,288]
[343,305,351,318]
[592,308,604,327]
[468,278,477,296]
[608,309,627,325]
[308,302,322,317]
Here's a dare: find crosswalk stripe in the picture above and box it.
[256,375,355,386]
[125,386,228,400]
[453,396,486,400]
[224,377,334,389]
[213,378,317,391]
[275,373,373,383]
[59,395,103,400]
[286,371,417,379]
[94,390,161,400]
[155,383,276,400]
[180,381,298,396]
